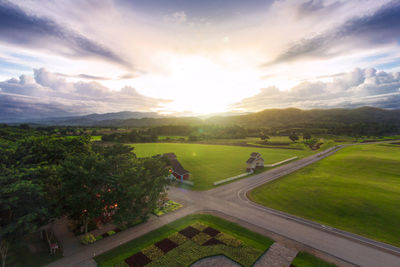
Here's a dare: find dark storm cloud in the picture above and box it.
[0,0,129,67]
[269,1,400,64]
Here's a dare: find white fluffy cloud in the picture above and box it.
[0,68,171,121]
[233,68,400,111]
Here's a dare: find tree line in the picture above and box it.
[0,126,169,266]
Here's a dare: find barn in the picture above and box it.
[163,153,190,181]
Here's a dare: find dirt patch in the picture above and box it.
[179,226,201,238]
[202,227,220,237]
[125,251,152,267]
[154,238,179,253]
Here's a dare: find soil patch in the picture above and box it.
[179,226,200,238]
[202,227,220,237]
[125,251,152,267]
[154,238,179,253]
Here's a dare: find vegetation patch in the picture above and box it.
[250,144,400,247]
[153,200,182,216]
[94,214,274,267]
[291,252,336,267]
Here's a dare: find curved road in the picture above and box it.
[47,143,400,266]
[169,144,400,267]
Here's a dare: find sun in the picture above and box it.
[130,53,264,114]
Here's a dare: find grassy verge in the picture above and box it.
[292,252,336,267]
[249,144,400,247]
[94,214,274,267]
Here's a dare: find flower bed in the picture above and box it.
[153,200,182,216]
[122,222,263,267]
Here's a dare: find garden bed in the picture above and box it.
[122,222,261,267]
[153,200,182,216]
[94,214,274,267]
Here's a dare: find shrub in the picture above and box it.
[216,233,242,247]
[168,232,188,245]
[191,222,208,231]
[107,230,116,236]
[192,232,212,245]
[80,234,96,245]
[95,235,103,241]
[142,244,165,260]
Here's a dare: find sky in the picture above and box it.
[1,0,400,120]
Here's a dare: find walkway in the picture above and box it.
[253,243,297,267]
[52,217,82,257]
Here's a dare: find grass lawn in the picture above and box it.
[249,143,400,247]
[131,143,311,190]
[94,214,274,267]
[5,233,63,267]
[292,252,336,267]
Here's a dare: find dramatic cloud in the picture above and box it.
[0,68,170,121]
[269,1,400,64]
[233,68,400,111]
[0,0,129,67]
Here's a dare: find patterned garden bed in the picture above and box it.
[122,222,262,267]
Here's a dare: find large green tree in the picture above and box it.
[59,144,170,233]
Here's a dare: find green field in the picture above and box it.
[131,143,311,190]
[94,214,273,267]
[292,252,336,267]
[249,143,400,247]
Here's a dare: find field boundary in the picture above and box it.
[264,156,298,167]
[213,171,253,186]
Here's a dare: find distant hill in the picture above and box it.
[205,107,400,128]
[12,107,400,130]
[30,111,163,126]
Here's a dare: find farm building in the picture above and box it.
[246,152,264,172]
[163,153,190,181]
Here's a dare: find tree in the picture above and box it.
[303,132,312,140]
[289,132,299,142]
[259,131,270,143]
[0,169,48,267]
[59,144,170,233]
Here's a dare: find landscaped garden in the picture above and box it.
[131,143,312,190]
[94,214,274,267]
[249,143,400,247]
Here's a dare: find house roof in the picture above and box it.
[250,152,261,158]
[246,158,256,163]
[163,153,189,176]
[170,159,190,175]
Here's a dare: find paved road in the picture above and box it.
[48,143,400,266]
[168,144,400,267]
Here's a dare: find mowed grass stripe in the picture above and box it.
[249,144,400,247]
[130,143,311,190]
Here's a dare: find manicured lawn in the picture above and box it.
[292,252,336,267]
[249,144,400,247]
[94,214,274,267]
[131,143,311,190]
